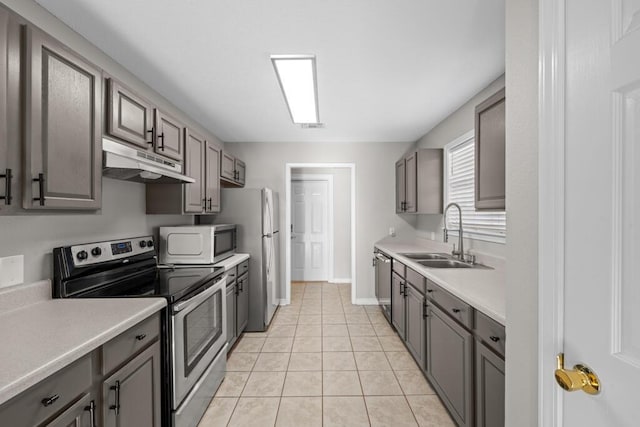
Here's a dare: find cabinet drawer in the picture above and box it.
[392,259,406,277]
[0,354,92,427]
[238,259,249,275]
[426,280,473,329]
[227,266,238,282]
[102,313,160,375]
[474,311,505,358]
[405,267,425,294]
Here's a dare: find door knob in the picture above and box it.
[554,353,601,395]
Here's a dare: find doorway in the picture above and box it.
[284,163,356,305]
[291,175,333,282]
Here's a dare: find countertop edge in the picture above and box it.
[214,253,250,271]
[0,298,166,406]
[375,242,506,326]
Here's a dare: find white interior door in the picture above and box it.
[291,180,329,281]
[553,1,640,424]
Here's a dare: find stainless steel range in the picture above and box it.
[53,236,227,427]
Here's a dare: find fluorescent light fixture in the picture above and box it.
[271,54,319,124]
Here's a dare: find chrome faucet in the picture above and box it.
[443,202,464,261]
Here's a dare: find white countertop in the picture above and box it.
[0,283,166,405]
[214,253,250,271]
[375,239,506,325]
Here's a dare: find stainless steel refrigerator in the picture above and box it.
[214,187,280,331]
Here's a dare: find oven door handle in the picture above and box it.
[173,275,228,314]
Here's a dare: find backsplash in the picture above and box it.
[0,178,192,286]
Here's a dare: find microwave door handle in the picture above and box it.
[173,275,228,313]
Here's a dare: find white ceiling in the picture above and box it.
[35,0,505,143]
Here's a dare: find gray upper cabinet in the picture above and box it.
[154,109,184,162]
[405,283,426,368]
[205,142,221,213]
[183,129,206,213]
[220,151,246,187]
[235,159,246,186]
[475,88,506,210]
[23,25,102,210]
[102,341,161,427]
[476,341,505,427]
[426,303,474,427]
[395,149,443,214]
[107,78,153,149]
[391,272,406,339]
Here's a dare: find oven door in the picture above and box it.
[171,275,227,408]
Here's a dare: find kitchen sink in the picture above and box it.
[399,253,450,260]
[417,259,474,268]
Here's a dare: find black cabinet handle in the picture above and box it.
[84,400,96,427]
[208,198,212,211]
[158,132,165,150]
[147,129,154,145]
[427,289,433,293]
[423,301,428,319]
[452,308,461,313]
[41,394,59,407]
[33,173,45,206]
[202,198,207,209]
[110,380,121,415]
[135,334,146,341]
[0,168,11,205]
[489,336,500,342]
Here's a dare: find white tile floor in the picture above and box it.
[198,282,455,427]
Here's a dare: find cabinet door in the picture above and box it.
[183,129,205,213]
[391,273,405,339]
[476,342,505,427]
[205,142,221,213]
[45,393,94,427]
[404,152,417,213]
[226,283,237,346]
[107,79,153,149]
[220,152,235,181]
[236,273,249,335]
[102,342,161,427]
[395,159,406,213]
[24,25,102,210]
[154,109,183,162]
[475,88,505,210]
[235,159,246,186]
[405,284,426,368]
[426,304,474,427]
[0,9,16,214]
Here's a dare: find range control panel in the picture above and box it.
[71,236,155,267]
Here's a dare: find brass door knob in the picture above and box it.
[554,353,601,395]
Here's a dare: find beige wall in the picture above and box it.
[413,74,506,258]
[505,0,538,425]
[225,141,416,301]
[292,167,352,280]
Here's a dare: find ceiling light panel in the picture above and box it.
[271,55,319,124]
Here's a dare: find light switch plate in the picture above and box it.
[0,255,24,288]
[388,227,396,237]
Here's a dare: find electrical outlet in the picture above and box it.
[0,255,24,288]
[388,227,396,237]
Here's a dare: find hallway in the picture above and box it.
[198,282,454,426]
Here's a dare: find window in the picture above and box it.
[445,130,506,243]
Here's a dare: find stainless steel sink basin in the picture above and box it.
[399,253,450,260]
[417,259,474,268]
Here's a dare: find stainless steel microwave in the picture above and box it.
[159,224,236,265]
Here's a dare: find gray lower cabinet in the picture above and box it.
[226,281,237,347]
[236,272,249,335]
[102,341,161,427]
[404,283,426,368]
[45,393,95,427]
[391,272,405,339]
[476,342,505,427]
[23,24,102,210]
[426,303,474,427]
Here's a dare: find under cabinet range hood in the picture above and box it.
[102,138,195,184]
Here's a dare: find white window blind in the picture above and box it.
[445,132,506,243]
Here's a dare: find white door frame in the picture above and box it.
[284,163,356,305]
[291,174,334,282]
[538,0,565,425]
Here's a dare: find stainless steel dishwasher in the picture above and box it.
[373,250,392,321]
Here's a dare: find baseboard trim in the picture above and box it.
[329,278,352,284]
[277,299,290,305]
[354,298,379,305]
